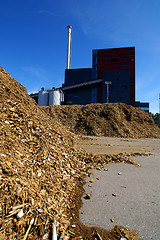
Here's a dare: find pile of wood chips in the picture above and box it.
[43,104,160,138]
[0,67,148,239]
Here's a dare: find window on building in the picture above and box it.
[111,58,119,62]
[119,66,127,69]
[104,67,112,70]
[119,63,127,66]
[128,58,135,62]
[104,59,112,62]
[137,107,149,112]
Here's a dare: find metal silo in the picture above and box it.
[49,89,61,106]
[38,88,49,106]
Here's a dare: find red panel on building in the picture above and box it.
[96,47,135,106]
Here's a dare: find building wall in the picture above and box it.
[92,47,135,106]
[135,101,149,112]
[64,68,92,87]
[97,83,103,103]
[64,67,103,104]
[102,71,130,104]
[64,83,103,105]
[64,87,91,105]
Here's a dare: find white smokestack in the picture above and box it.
[66,26,72,69]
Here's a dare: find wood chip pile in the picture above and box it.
[43,104,160,138]
[0,67,146,239]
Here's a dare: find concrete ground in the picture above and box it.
[79,137,160,240]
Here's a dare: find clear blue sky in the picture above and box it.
[1,0,160,113]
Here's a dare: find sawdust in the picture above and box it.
[0,67,150,239]
[43,104,160,138]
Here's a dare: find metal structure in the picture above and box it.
[49,89,61,106]
[38,88,49,106]
[105,81,112,103]
[66,26,72,69]
[36,88,61,106]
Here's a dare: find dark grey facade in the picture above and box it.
[62,68,131,106]
[102,71,130,104]
[64,68,92,86]
[64,86,92,105]
[62,70,102,105]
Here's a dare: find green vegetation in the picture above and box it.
[151,113,160,126]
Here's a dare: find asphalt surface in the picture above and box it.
[79,137,160,240]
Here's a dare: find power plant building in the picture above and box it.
[29,26,149,112]
[62,47,136,106]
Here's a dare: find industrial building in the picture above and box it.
[135,101,149,112]
[30,26,149,112]
[62,47,135,106]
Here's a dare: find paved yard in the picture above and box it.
[79,137,160,240]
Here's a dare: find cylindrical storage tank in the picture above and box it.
[49,90,54,106]
[38,90,49,106]
[49,90,61,106]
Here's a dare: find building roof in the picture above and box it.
[62,79,102,91]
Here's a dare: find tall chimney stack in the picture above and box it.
[66,26,72,69]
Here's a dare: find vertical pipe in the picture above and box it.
[66,26,72,69]
[105,81,112,103]
[107,84,109,103]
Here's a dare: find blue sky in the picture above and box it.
[1,0,160,113]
